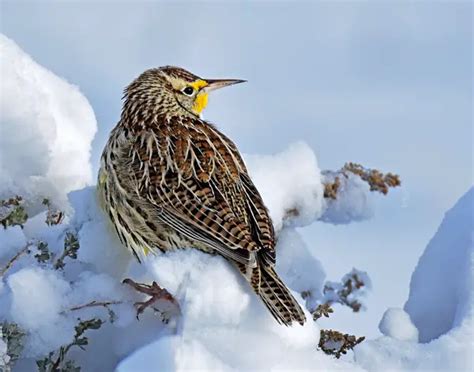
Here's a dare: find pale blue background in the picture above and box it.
[1,0,472,337]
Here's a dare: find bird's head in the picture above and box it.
[124,66,245,118]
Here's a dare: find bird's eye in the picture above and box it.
[182,86,194,96]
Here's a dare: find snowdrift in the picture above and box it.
[355,187,473,371]
[0,34,97,210]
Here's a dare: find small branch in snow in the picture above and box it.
[64,300,123,324]
[0,243,32,277]
[343,162,400,194]
[0,196,28,229]
[323,176,341,200]
[318,329,365,358]
[67,300,123,313]
[312,303,334,321]
[322,270,370,313]
[310,269,371,319]
[42,198,64,226]
[323,162,401,200]
[36,318,103,372]
[1,322,25,370]
[53,232,80,270]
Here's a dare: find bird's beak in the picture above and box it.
[204,79,246,92]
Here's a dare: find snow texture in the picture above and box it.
[0,34,97,211]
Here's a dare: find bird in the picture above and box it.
[98,66,306,326]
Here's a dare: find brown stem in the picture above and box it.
[66,300,123,313]
[0,243,32,277]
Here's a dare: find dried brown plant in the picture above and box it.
[318,329,365,358]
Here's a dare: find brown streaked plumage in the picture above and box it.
[98,66,306,326]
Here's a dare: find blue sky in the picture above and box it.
[1,1,472,337]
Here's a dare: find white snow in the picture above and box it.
[0,34,97,210]
[0,226,26,261]
[123,250,324,371]
[355,187,473,372]
[7,267,75,357]
[320,171,374,225]
[245,142,325,231]
[69,187,131,277]
[118,246,356,370]
[378,308,418,342]
[355,327,473,372]
[404,186,473,343]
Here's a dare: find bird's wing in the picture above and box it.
[126,122,275,266]
[239,172,276,265]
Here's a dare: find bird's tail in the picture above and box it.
[258,265,307,326]
[236,262,306,326]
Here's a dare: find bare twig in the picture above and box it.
[63,300,123,324]
[0,243,32,277]
[67,300,123,313]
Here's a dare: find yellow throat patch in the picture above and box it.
[191,80,209,115]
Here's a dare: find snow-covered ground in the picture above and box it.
[355,187,473,371]
[1,34,472,372]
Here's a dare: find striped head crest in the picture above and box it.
[122,66,246,120]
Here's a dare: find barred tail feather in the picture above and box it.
[258,265,306,326]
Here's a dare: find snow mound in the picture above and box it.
[320,172,374,224]
[404,186,473,343]
[7,267,75,357]
[378,308,418,342]
[245,142,377,229]
[0,34,97,210]
[355,326,472,372]
[0,187,144,370]
[355,187,474,371]
[118,249,360,372]
[245,142,324,231]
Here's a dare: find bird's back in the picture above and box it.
[98,66,306,325]
[100,114,272,259]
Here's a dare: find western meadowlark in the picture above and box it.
[98,66,306,326]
